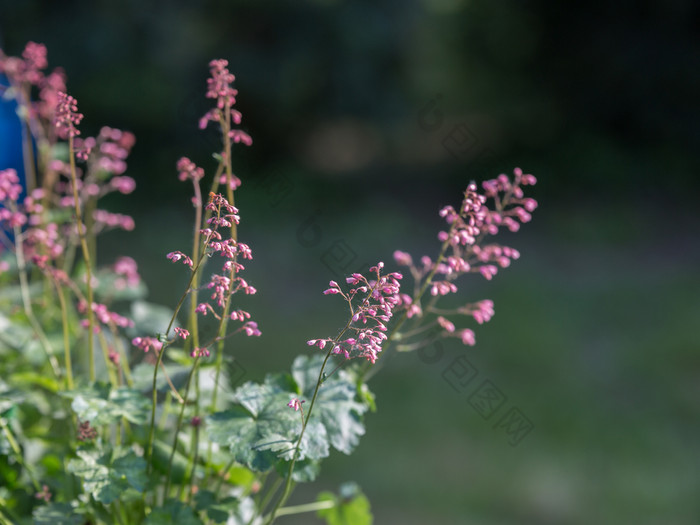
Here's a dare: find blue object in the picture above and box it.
[0,73,27,188]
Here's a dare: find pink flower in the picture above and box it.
[218,173,242,191]
[389,169,537,354]
[205,59,237,108]
[287,398,305,412]
[191,347,210,358]
[176,157,204,182]
[437,316,455,333]
[478,265,498,280]
[230,309,251,321]
[229,129,252,146]
[167,251,194,269]
[35,484,51,503]
[393,250,412,266]
[113,256,140,289]
[174,327,190,339]
[242,321,261,337]
[54,92,83,139]
[472,300,495,324]
[110,176,136,194]
[0,169,23,202]
[311,263,402,364]
[132,336,163,354]
[459,329,476,346]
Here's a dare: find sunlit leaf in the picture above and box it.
[32,502,84,525]
[316,482,373,525]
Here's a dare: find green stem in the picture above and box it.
[185,424,200,502]
[146,251,207,471]
[68,134,96,382]
[164,355,201,499]
[213,457,236,497]
[53,280,74,389]
[97,331,119,387]
[254,476,283,524]
[274,500,336,517]
[13,223,61,378]
[20,85,37,192]
[264,281,380,525]
[0,417,40,491]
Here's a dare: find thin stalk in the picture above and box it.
[0,417,40,491]
[273,500,336,517]
[184,424,200,503]
[254,476,283,524]
[112,328,133,387]
[13,224,61,378]
[263,349,333,524]
[213,457,236,496]
[0,507,16,525]
[187,178,204,358]
[145,251,207,469]
[53,280,74,389]
[163,354,201,499]
[263,281,380,525]
[68,134,96,381]
[20,85,37,192]
[97,331,119,387]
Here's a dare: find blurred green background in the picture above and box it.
[2,0,699,523]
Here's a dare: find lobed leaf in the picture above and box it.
[65,382,150,426]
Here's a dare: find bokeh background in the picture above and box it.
[2,0,699,523]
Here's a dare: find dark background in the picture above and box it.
[1,1,699,523]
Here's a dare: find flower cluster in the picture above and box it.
[1,42,67,129]
[77,420,98,442]
[86,126,137,178]
[54,91,84,140]
[199,59,252,149]
[78,301,134,332]
[113,256,141,290]
[308,263,402,364]
[162,191,260,345]
[393,168,537,348]
[131,336,163,354]
[0,41,47,84]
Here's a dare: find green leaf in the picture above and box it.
[66,449,116,503]
[93,268,148,302]
[131,301,176,336]
[132,362,191,396]
[208,354,370,479]
[67,447,148,504]
[150,439,188,483]
[292,355,369,454]
[112,449,148,492]
[275,457,321,483]
[145,499,203,525]
[193,490,241,524]
[207,398,297,473]
[0,311,34,352]
[317,482,373,525]
[66,382,150,426]
[7,371,61,393]
[33,502,84,525]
